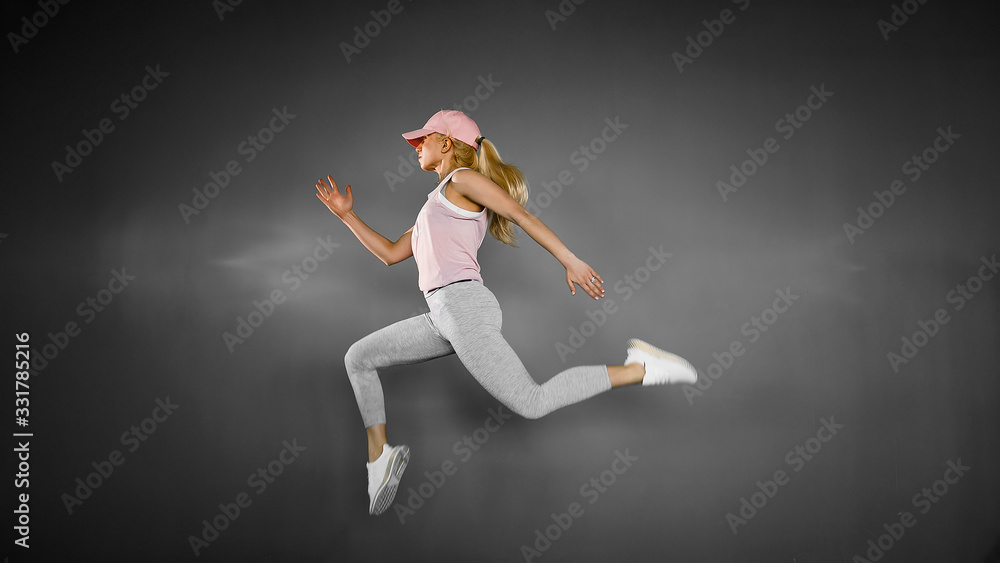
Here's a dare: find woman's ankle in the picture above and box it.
[608,363,645,388]
[366,424,388,463]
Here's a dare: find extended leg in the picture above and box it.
[431,284,617,419]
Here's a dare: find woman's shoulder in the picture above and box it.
[451,168,485,183]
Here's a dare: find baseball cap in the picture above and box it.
[402,109,482,150]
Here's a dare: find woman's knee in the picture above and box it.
[516,405,545,420]
[344,339,369,373]
[503,390,548,420]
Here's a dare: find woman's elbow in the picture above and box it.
[510,207,534,226]
[384,252,411,266]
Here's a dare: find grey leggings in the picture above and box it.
[345,280,611,427]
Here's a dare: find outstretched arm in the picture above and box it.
[315,175,413,266]
[450,170,606,300]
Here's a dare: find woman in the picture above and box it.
[315,110,697,516]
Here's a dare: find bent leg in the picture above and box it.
[344,313,453,429]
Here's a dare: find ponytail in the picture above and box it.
[445,135,529,247]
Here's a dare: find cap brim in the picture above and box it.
[402,128,434,148]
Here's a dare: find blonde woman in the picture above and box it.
[315,110,697,516]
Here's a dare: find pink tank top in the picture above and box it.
[411,167,488,294]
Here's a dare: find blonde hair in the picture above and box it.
[438,133,529,247]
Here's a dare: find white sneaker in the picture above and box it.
[367,444,410,516]
[625,338,698,385]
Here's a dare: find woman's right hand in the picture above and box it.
[315,174,353,219]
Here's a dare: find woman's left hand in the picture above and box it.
[565,257,605,300]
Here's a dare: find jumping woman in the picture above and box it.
[315,110,698,516]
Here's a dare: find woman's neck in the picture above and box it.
[436,161,456,182]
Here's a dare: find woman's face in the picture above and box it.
[415,133,450,172]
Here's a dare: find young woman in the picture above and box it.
[315,110,697,516]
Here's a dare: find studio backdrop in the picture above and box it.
[2,0,998,561]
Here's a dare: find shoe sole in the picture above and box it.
[370,445,410,516]
[627,338,698,385]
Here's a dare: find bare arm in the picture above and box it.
[341,213,413,266]
[315,175,413,266]
[450,170,606,300]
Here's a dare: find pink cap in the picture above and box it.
[402,110,482,150]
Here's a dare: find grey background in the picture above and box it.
[2,0,999,561]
